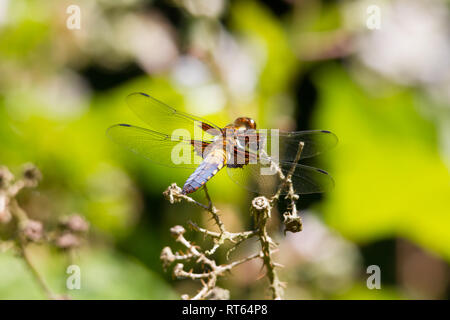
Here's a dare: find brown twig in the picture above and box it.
[251,196,284,299]
[0,164,88,300]
[1,164,58,299]
[18,241,56,299]
[274,142,304,235]
[161,142,305,299]
[162,225,261,300]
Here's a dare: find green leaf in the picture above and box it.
[313,64,450,261]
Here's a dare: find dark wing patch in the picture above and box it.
[199,122,222,136]
[190,140,212,158]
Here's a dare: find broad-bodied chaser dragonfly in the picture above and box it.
[107,93,337,195]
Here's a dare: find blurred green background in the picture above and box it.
[0,0,449,299]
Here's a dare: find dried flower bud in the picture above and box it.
[173,263,185,278]
[283,212,302,235]
[55,233,81,249]
[0,166,14,190]
[163,183,183,204]
[252,196,270,211]
[22,163,42,188]
[22,220,44,242]
[60,214,89,233]
[251,196,271,223]
[160,246,175,270]
[170,225,186,237]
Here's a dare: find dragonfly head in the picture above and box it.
[232,117,256,131]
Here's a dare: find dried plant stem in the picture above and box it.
[259,230,283,299]
[272,141,304,202]
[9,199,57,300]
[203,185,225,232]
[161,142,305,299]
[19,241,56,299]
[252,196,284,299]
[271,142,304,234]
[1,164,88,300]
[283,141,304,215]
[167,225,261,300]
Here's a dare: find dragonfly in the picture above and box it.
[107,93,337,195]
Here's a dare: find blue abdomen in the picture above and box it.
[182,157,224,194]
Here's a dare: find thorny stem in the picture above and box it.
[166,225,261,300]
[271,141,304,235]
[161,142,305,299]
[203,185,225,234]
[252,196,284,299]
[188,221,257,245]
[271,141,304,203]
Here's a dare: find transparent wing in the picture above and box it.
[257,129,338,162]
[226,162,334,195]
[126,92,222,141]
[224,129,336,195]
[107,124,208,169]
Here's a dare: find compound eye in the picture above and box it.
[234,117,257,130]
[242,118,256,130]
[247,118,256,129]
